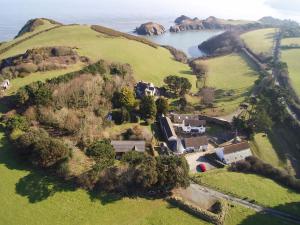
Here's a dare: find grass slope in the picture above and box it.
[192,169,300,217]
[250,133,283,168]
[241,28,277,56]
[0,25,196,91]
[281,48,300,97]
[199,53,259,115]
[0,131,210,225]
[281,37,300,46]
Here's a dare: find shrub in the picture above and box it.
[86,139,115,166]
[17,63,38,74]
[9,128,24,141]
[77,165,103,190]
[5,115,29,131]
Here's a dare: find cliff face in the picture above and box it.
[135,22,166,36]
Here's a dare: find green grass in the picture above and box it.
[241,28,277,56]
[199,53,259,115]
[0,25,197,92]
[225,203,292,225]
[192,169,300,217]
[281,48,300,96]
[0,130,211,225]
[251,133,283,168]
[6,63,84,95]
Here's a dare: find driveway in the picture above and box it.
[185,144,216,173]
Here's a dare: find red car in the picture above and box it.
[196,164,206,172]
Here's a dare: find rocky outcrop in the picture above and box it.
[135,22,166,36]
[16,18,62,38]
[170,15,262,33]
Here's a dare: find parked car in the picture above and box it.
[196,163,206,172]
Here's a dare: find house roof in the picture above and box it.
[159,116,177,139]
[111,140,146,153]
[184,119,206,127]
[223,142,250,154]
[183,136,208,148]
[172,114,199,123]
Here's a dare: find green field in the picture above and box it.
[0,25,196,91]
[281,48,300,96]
[192,169,300,217]
[251,133,283,168]
[241,28,277,56]
[199,53,259,115]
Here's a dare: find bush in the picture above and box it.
[16,128,70,168]
[86,139,115,166]
[17,63,38,74]
[77,165,103,190]
[5,115,29,131]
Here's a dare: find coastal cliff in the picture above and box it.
[135,22,166,36]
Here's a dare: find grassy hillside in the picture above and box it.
[192,169,300,217]
[241,28,277,56]
[198,53,259,115]
[0,25,197,91]
[250,133,283,168]
[281,48,300,97]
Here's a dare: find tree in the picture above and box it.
[164,75,192,97]
[156,155,190,190]
[201,87,215,105]
[140,96,157,120]
[112,87,136,109]
[5,115,29,131]
[155,97,169,115]
[122,152,158,189]
[178,97,187,111]
[252,108,273,131]
[190,61,208,76]
[86,139,115,166]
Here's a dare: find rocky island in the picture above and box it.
[135,22,166,35]
[170,15,261,33]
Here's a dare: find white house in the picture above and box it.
[0,79,10,90]
[183,136,208,152]
[181,119,206,134]
[215,141,252,164]
[135,81,157,98]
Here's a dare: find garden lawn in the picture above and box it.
[241,28,277,56]
[192,169,300,217]
[281,48,300,97]
[0,130,210,225]
[250,133,283,168]
[199,53,259,115]
[0,25,197,92]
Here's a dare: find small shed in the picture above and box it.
[111,140,146,159]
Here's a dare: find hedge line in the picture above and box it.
[167,196,227,225]
[91,25,158,49]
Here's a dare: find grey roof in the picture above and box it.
[159,116,177,140]
[172,114,199,123]
[111,140,146,153]
[183,136,208,148]
[184,119,206,127]
[223,142,250,155]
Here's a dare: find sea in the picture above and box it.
[0,15,221,58]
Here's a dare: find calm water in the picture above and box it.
[146,30,222,58]
[0,15,221,58]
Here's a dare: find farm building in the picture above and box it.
[181,119,206,134]
[183,136,209,152]
[215,141,252,164]
[111,140,146,159]
[159,115,184,154]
